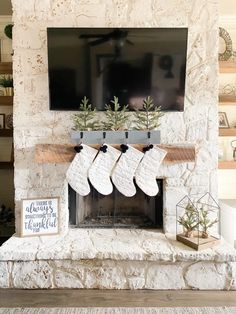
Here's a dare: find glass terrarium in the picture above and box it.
[176,193,221,250]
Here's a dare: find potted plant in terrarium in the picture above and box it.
[0,75,13,96]
[176,193,221,250]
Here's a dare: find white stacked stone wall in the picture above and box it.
[12,0,219,235]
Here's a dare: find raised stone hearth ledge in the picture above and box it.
[1,230,236,290]
[1,229,235,263]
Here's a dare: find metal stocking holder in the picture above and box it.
[71,130,161,149]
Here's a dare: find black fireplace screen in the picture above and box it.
[69,179,163,229]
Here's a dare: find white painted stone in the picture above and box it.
[186,119,208,142]
[11,0,219,269]
[157,164,187,179]
[195,141,218,172]
[229,262,236,290]
[166,178,185,187]
[12,261,53,289]
[185,262,230,290]
[164,215,179,234]
[54,270,84,288]
[0,0,222,290]
[146,264,185,289]
[127,277,145,289]
[84,261,127,289]
[160,113,186,143]
[2,230,236,265]
[164,187,188,216]
[54,260,85,282]
[185,173,209,187]
[0,262,9,288]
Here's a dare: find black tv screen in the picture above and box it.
[47,28,188,111]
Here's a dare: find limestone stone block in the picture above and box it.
[54,270,84,288]
[229,262,236,290]
[13,26,44,49]
[185,174,209,187]
[0,262,9,288]
[127,277,145,289]
[195,140,218,169]
[84,261,127,289]
[124,262,146,277]
[186,119,207,142]
[160,113,185,143]
[185,262,230,290]
[164,187,188,216]
[12,261,53,289]
[166,178,185,187]
[158,164,187,179]
[164,215,176,234]
[146,263,185,289]
[184,105,208,124]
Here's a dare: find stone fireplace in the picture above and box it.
[9,0,220,236]
[2,0,236,291]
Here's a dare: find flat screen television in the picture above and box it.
[47,28,188,111]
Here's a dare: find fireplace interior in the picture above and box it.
[69,179,163,229]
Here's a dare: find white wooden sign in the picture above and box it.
[21,197,59,237]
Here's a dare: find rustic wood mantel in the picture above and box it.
[35,144,196,164]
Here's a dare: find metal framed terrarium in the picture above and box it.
[176,193,221,250]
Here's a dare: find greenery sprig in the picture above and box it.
[178,203,199,238]
[0,75,13,88]
[102,96,129,131]
[199,207,218,238]
[73,96,99,131]
[133,96,164,130]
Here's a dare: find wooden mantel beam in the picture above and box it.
[35,144,195,164]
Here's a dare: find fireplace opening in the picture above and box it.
[69,179,163,229]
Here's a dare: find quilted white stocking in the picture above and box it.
[112,145,144,197]
[135,146,167,196]
[88,144,121,195]
[66,144,98,196]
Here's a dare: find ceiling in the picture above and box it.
[0,0,12,15]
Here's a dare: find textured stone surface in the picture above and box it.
[185,262,231,290]
[1,257,236,289]
[12,261,53,289]
[0,262,9,288]
[11,0,219,235]
[1,230,236,289]
[1,230,236,263]
[146,264,185,289]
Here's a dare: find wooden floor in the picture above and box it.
[0,290,236,308]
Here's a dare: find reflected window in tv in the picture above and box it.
[47,28,188,111]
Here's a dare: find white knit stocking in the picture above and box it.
[88,144,121,195]
[66,144,98,196]
[135,146,167,196]
[112,145,144,197]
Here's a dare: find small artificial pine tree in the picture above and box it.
[178,203,199,238]
[199,207,218,238]
[102,96,129,131]
[134,96,164,130]
[73,96,99,131]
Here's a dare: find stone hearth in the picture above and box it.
[1,230,236,289]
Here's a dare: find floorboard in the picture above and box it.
[0,290,236,308]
